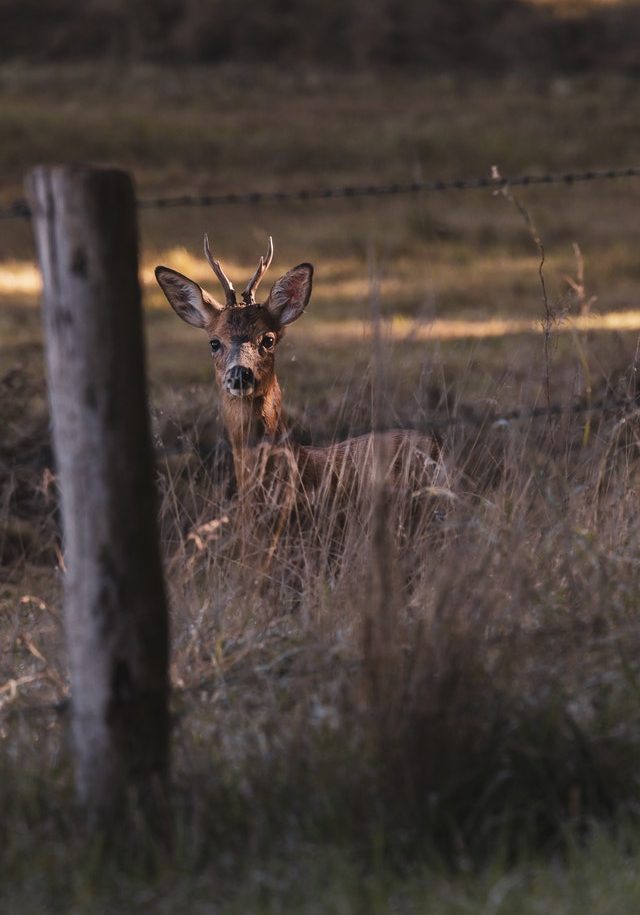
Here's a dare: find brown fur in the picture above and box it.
[155,247,448,505]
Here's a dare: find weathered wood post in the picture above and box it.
[26,166,169,831]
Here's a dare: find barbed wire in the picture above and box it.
[154,395,640,460]
[3,394,639,473]
[3,166,640,221]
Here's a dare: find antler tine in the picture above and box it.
[204,234,236,307]
[242,236,274,305]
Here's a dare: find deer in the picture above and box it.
[155,237,449,540]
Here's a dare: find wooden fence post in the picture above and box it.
[26,166,169,831]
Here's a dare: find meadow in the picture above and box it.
[2,65,640,912]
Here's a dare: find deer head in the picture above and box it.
[155,237,313,401]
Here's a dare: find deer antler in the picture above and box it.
[242,236,274,305]
[204,235,237,307]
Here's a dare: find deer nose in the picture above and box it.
[224,365,256,396]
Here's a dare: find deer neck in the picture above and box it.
[220,377,288,490]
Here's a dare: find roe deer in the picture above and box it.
[155,237,448,515]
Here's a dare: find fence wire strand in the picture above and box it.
[4,162,640,462]
[3,166,640,221]
[4,396,639,474]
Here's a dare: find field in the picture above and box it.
[3,66,640,912]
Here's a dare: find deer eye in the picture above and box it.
[260,334,275,350]
[210,338,222,354]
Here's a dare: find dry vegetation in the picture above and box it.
[2,66,640,911]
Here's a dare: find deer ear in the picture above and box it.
[265,263,313,327]
[155,266,222,329]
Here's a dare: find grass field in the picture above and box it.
[2,65,640,912]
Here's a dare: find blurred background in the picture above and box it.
[2,0,640,72]
[3,0,640,625]
[4,5,640,910]
[2,0,640,401]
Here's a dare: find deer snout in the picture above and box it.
[224,365,256,397]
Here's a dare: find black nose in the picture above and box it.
[226,366,255,392]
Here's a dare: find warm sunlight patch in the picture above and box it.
[298,311,640,341]
[0,261,41,295]
[4,259,640,341]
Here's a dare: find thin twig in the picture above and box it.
[492,165,553,411]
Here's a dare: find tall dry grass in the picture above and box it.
[2,325,640,909]
[150,355,640,859]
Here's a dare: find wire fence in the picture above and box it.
[147,395,640,464]
[5,393,639,475]
[165,395,640,456]
[2,166,640,221]
[3,160,640,470]
[4,166,640,718]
